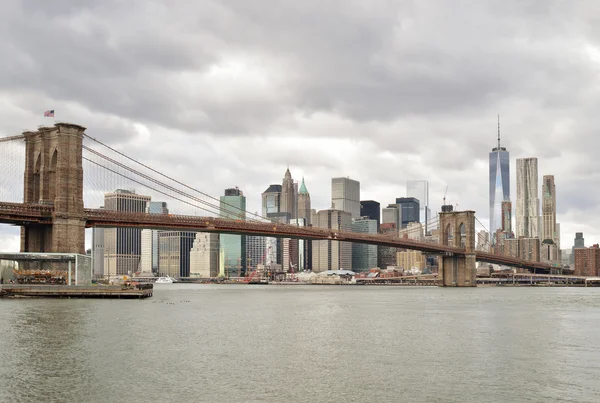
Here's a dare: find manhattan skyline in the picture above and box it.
[0,1,599,249]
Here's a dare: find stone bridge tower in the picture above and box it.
[438,210,477,287]
[21,123,86,254]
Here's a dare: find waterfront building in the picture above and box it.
[158,231,195,277]
[220,188,247,276]
[574,245,600,276]
[360,200,380,231]
[332,177,360,218]
[189,233,219,278]
[406,180,431,233]
[351,218,378,272]
[572,232,585,265]
[516,158,539,238]
[140,201,169,275]
[103,189,151,278]
[397,251,426,272]
[297,178,312,225]
[489,119,510,243]
[395,197,420,229]
[311,209,352,272]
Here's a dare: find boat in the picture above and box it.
[155,277,174,284]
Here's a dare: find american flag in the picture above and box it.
[44,110,54,117]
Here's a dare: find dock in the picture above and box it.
[0,284,153,299]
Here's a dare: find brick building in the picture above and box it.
[574,244,600,277]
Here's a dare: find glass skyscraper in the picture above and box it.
[489,120,510,243]
[220,188,247,276]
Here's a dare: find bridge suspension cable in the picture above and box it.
[83,134,275,223]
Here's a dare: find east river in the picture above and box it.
[0,285,599,403]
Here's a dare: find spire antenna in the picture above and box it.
[497,114,501,148]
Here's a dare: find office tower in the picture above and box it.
[332,177,360,218]
[574,245,600,276]
[572,232,585,264]
[489,118,510,243]
[103,189,151,278]
[519,238,540,262]
[140,201,169,274]
[400,222,424,241]
[311,209,352,272]
[396,197,420,228]
[477,231,490,252]
[245,235,266,271]
[262,185,282,216]
[189,233,220,278]
[382,204,400,229]
[351,218,378,272]
[360,200,380,231]
[516,158,539,238]
[406,180,431,233]
[378,223,397,268]
[297,178,312,225]
[281,168,297,219]
[501,201,512,233]
[290,218,310,271]
[158,231,195,277]
[220,187,247,276]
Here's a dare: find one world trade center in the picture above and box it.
[489,117,510,244]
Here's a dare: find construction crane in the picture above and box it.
[443,186,448,205]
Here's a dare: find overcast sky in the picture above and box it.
[1,0,599,251]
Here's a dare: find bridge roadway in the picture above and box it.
[0,202,553,271]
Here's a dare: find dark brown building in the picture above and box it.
[574,245,600,277]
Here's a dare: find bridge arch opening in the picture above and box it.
[48,149,58,202]
[458,223,466,248]
[33,153,41,202]
[444,223,453,246]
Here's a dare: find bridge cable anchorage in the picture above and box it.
[83,135,274,223]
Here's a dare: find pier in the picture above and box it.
[0,284,153,299]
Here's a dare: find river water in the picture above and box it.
[0,285,599,403]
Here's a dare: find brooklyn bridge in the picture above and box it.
[0,123,555,286]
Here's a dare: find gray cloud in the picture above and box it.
[1,0,600,246]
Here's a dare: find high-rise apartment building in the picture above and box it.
[541,175,559,244]
[158,231,195,277]
[281,168,297,219]
[311,209,352,272]
[396,197,420,229]
[220,188,247,276]
[297,178,311,225]
[332,177,360,218]
[92,224,104,278]
[351,218,378,272]
[516,157,539,238]
[406,180,431,233]
[360,200,380,231]
[189,233,219,278]
[489,119,510,243]
[103,189,151,278]
[574,245,600,277]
